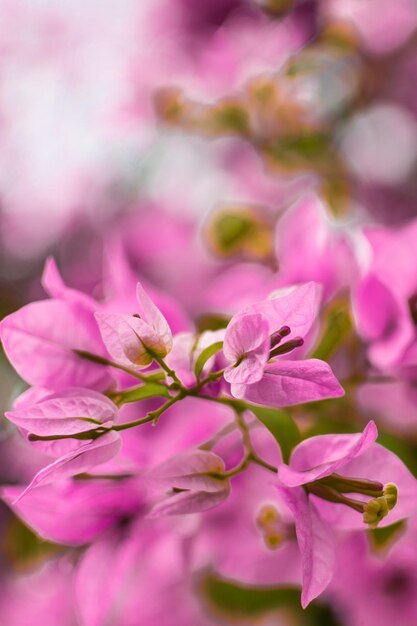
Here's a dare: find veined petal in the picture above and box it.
[224,351,268,385]
[279,421,378,487]
[241,282,322,339]
[0,300,111,391]
[6,388,118,436]
[14,431,121,502]
[277,486,336,608]
[223,313,270,362]
[231,359,344,407]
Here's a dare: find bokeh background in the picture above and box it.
[2,1,417,624]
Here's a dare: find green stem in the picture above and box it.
[196,393,246,411]
[198,421,238,451]
[74,349,165,384]
[221,454,251,478]
[194,368,225,390]
[112,394,184,431]
[214,406,278,479]
[251,454,278,474]
[74,472,134,481]
[152,353,182,386]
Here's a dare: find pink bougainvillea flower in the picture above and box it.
[6,388,118,438]
[0,259,111,392]
[95,282,173,369]
[147,449,230,516]
[278,421,379,489]
[276,421,417,607]
[223,282,344,406]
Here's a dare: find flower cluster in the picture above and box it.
[2,1,417,625]
[1,247,417,624]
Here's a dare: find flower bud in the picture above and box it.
[363,496,389,528]
[383,483,398,511]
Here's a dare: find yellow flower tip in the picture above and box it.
[256,505,285,550]
[383,483,398,511]
[363,496,389,528]
[264,532,284,550]
[256,504,280,528]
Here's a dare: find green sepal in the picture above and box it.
[116,382,171,404]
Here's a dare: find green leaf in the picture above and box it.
[4,517,59,568]
[200,574,342,625]
[194,341,224,380]
[247,404,300,463]
[117,383,171,404]
[202,574,301,616]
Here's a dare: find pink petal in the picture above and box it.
[231,359,344,407]
[274,194,353,300]
[225,351,270,385]
[41,257,67,298]
[2,478,145,546]
[279,421,378,487]
[354,274,399,341]
[6,388,117,436]
[223,313,270,384]
[277,486,336,608]
[0,300,111,391]
[353,274,414,369]
[149,487,230,516]
[75,523,144,626]
[241,282,322,339]
[41,257,98,310]
[14,431,121,502]
[223,313,270,361]
[147,450,226,492]
[147,450,230,515]
[136,282,173,351]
